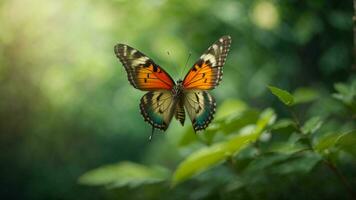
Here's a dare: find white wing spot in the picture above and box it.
[132,56,149,66]
[201,53,216,66]
[212,44,218,52]
[123,45,127,56]
[130,49,137,55]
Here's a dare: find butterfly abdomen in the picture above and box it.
[175,102,185,126]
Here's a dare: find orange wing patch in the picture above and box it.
[183,60,219,90]
[135,64,175,90]
[182,35,231,90]
[114,44,175,91]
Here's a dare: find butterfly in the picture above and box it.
[114,36,232,139]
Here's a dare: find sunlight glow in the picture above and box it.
[252,1,279,30]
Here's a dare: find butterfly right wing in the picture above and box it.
[140,90,177,130]
[183,36,231,90]
[114,44,175,91]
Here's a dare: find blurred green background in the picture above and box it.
[0,0,354,199]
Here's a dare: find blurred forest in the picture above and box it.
[0,0,355,199]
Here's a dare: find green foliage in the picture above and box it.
[314,130,356,156]
[270,152,321,174]
[173,133,258,186]
[78,162,170,188]
[333,80,356,114]
[81,82,355,199]
[1,0,354,199]
[268,86,320,107]
[337,130,356,156]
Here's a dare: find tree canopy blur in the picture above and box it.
[0,0,355,199]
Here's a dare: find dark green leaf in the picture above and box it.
[244,154,292,173]
[268,142,307,155]
[271,152,321,174]
[335,130,356,157]
[301,116,323,134]
[314,130,356,156]
[268,86,294,106]
[332,81,356,113]
[314,133,341,155]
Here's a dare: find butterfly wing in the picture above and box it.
[140,90,177,130]
[115,44,175,91]
[183,90,216,132]
[183,35,231,90]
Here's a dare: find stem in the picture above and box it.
[287,107,314,149]
[323,159,356,199]
[287,106,301,129]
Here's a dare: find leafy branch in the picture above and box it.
[268,85,356,199]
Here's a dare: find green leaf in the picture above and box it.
[244,154,292,173]
[172,143,226,186]
[334,83,350,96]
[215,99,248,120]
[314,133,341,154]
[271,152,321,174]
[335,130,356,157]
[268,142,307,155]
[172,108,275,186]
[220,109,259,135]
[270,119,297,134]
[179,99,250,146]
[268,86,294,106]
[301,116,323,134]
[254,108,276,136]
[314,130,356,155]
[293,87,319,104]
[332,81,356,113]
[172,133,256,186]
[333,83,352,104]
[78,161,170,188]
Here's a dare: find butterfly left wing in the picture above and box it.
[140,90,177,131]
[183,35,231,90]
[183,90,216,132]
[115,44,175,91]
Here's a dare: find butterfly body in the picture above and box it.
[115,36,231,135]
[172,80,184,98]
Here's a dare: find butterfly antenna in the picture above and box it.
[166,51,180,78]
[180,52,192,79]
